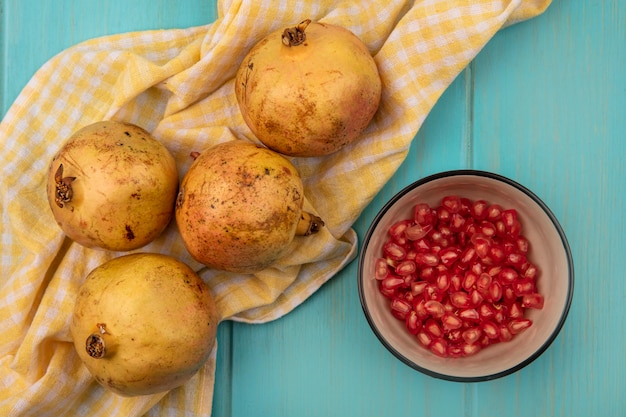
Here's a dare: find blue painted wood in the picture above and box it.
[2,1,625,416]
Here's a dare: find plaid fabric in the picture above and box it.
[0,0,550,415]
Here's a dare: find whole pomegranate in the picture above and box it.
[70,253,219,397]
[175,140,324,273]
[46,121,178,251]
[235,19,381,157]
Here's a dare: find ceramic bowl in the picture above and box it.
[358,170,574,382]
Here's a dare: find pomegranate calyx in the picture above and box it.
[86,323,110,359]
[53,164,76,208]
[86,334,106,359]
[295,211,325,236]
[281,19,311,47]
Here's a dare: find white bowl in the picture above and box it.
[358,170,574,381]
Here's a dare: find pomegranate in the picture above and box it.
[235,19,382,157]
[375,196,544,358]
[47,121,178,251]
[175,140,324,273]
[70,253,219,396]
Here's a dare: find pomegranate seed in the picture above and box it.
[450,291,472,309]
[413,237,431,253]
[436,206,451,223]
[458,308,480,321]
[495,220,506,236]
[506,252,527,269]
[418,267,434,282]
[442,313,463,330]
[415,252,440,267]
[486,265,502,277]
[522,293,545,309]
[414,299,428,319]
[450,273,463,292]
[411,281,428,296]
[405,223,433,240]
[507,219,522,238]
[509,302,524,319]
[439,247,461,267]
[460,247,477,265]
[402,273,416,287]
[478,303,496,320]
[465,222,478,236]
[436,273,451,291]
[481,320,500,339]
[462,271,478,291]
[443,299,455,313]
[449,213,467,232]
[499,267,519,283]
[395,260,417,276]
[381,276,405,292]
[383,241,406,261]
[417,331,433,347]
[442,195,463,213]
[479,220,497,237]
[374,258,390,280]
[447,344,465,358]
[470,289,484,307]
[471,200,489,220]
[459,198,472,215]
[508,318,533,334]
[430,338,448,357]
[523,263,539,280]
[389,219,411,244]
[487,204,503,220]
[447,328,463,343]
[472,234,491,258]
[487,244,506,264]
[379,284,396,299]
[462,342,482,357]
[499,324,513,342]
[493,305,507,323]
[424,318,444,338]
[462,327,482,344]
[502,209,518,226]
[390,298,412,320]
[424,300,445,318]
[423,284,444,302]
[488,281,503,302]
[513,279,536,296]
[516,236,530,253]
[414,203,436,225]
[476,273,493,294]
[479,334,494,347]
[405,310,421,335]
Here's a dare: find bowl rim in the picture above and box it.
[357,169,574,382]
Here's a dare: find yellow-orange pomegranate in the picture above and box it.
[235,19,381,157]
[47,121,178,251]
[70,253,219,396]
[175,140,324,273]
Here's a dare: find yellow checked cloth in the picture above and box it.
[0,0,550,415]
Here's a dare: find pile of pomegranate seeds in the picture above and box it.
[375,195,544,358]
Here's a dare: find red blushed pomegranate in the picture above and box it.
[376,196,544,358]
[235,19,381,157]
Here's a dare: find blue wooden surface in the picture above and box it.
[2,1,625,416]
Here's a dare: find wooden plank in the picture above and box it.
[472,1,626,416]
